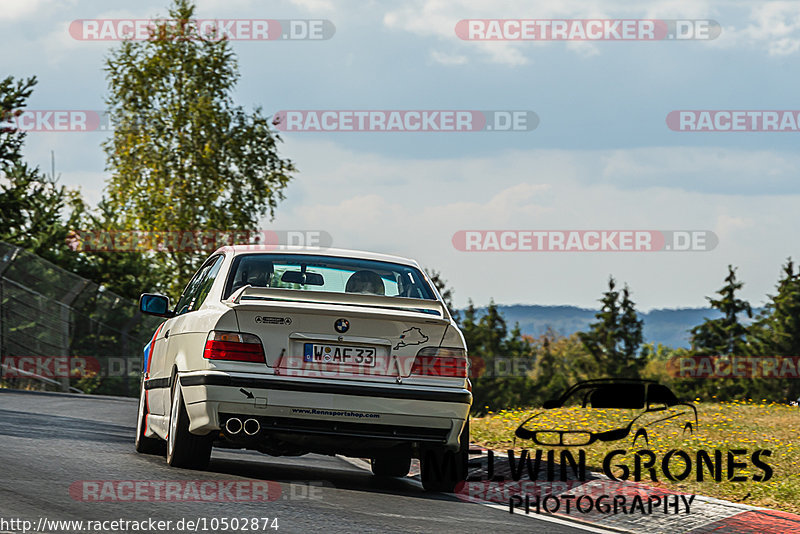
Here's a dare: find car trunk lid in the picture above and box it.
[226,286,450,380]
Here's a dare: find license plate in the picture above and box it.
[303,343,376,366]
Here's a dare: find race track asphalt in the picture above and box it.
[0,389,609,534]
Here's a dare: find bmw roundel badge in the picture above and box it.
[334,318,350,333]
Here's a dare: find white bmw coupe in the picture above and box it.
[135,246,472,491]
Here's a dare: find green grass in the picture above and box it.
[472,399,800,514]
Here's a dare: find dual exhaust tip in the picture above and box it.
[225,417,260,436]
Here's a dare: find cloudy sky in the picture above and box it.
[3,0,799,310]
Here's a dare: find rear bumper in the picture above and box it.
[173,371,472,450]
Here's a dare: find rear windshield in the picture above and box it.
[223,254,437,301]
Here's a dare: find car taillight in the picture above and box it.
[203,331,265,363]
[411,347,468,378]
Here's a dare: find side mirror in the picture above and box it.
[139,293,174,317]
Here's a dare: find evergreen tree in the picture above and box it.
[619,285,645,369]
[749,260,800,400]
[460,300,536,413]
[69,200,166,299]
[0,75,36,165]
[425,268,459,322]
[0,75,87,268]
[533,330,570,401]
[689,265,754,400]
[0,161,84,264]
[690,265,752,356]
[579,277,644,378]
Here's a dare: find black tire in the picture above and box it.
[135,379,165,455]
[166,379,212,469]
[421,419,469,492]
[371,454,412,477]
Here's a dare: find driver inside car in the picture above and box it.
[345,270,385,295]
[244,261,273,288]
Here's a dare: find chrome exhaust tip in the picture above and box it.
[243,418,261,436]
[225,417,243,435]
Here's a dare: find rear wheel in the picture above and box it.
[420,419,469,492]
[371,454,412,477]
[166,378,212,469]
[135,379,164,455]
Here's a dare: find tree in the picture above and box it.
[103,0,295,297]
[619,285,645,368]
[690,265,752,356]
[460,300,537,414]
[69,199,166,299]
[425,268,458,321]
[749,260,800,400]
[0,162,85,264]
[750,260,800,355]
[579,277,644,378]
[0,75,36,165]
[689,265,755,400]
[532,329,570,401]
[531,330,599,401]
[0,75,155,300]
[0,75,87,267]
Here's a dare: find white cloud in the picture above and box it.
[289,0,336,13]
[382,0,723,65]
[715,214,754,239]
[430,50,469,65]
[597,147,800,194]
[267,138,800,309]
[195,0,265,13]
[710,2,800,55]
[0,0,75,21]
[742,2,800,55]
[383,0,800,64]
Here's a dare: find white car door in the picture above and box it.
[155,255,225,415]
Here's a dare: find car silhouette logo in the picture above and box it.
[334,318,349,333]
[515,379,698,447]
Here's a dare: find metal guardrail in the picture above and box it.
[0,242,161,396]
[0,360,83,393]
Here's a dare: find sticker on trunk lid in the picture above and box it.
[254,316,293,325]
[394,327,429,350]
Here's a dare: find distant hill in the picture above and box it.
[466,305,760,349]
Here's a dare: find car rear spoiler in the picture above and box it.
[225,285,449,319]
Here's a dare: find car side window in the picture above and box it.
[174,255,224,315]
[193,256,224,311]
